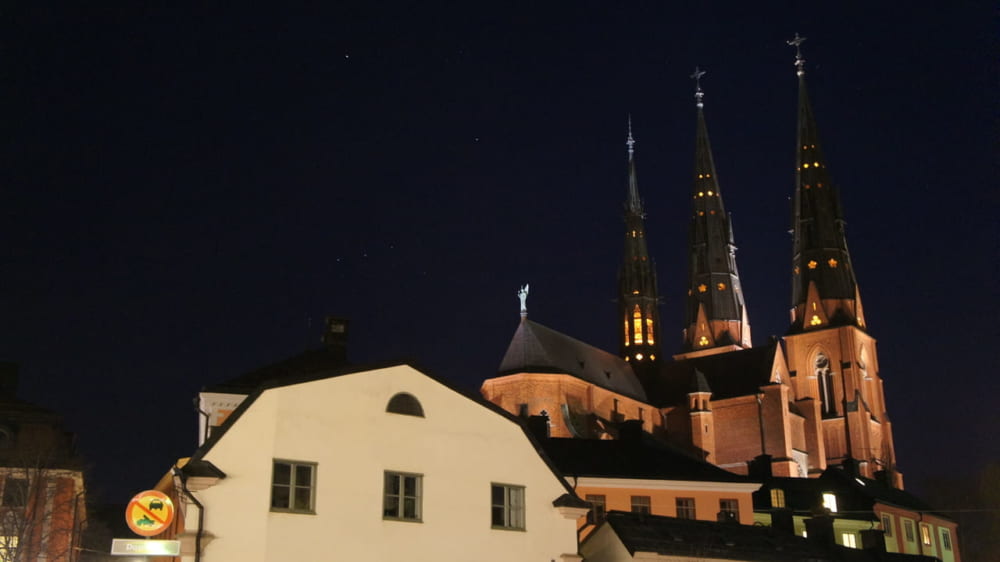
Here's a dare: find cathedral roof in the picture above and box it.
[498,319,647,401]
[538,433,749,483]
[649,342,780,405]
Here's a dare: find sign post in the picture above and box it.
[111,490,180,556]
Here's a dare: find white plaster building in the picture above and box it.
[170,362,586,561]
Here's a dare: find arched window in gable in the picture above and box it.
[386,393,425,418]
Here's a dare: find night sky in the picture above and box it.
[2,3,996,504]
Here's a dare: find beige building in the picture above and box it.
[167,362,586,561]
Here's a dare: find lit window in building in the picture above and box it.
[822,492,838,513]
[698,284,708,293]
[635,353,643,360]
[920,524,932,546]
[810,315,823,326]
[698,191,704,197]
[649,354,655,360]
[803,162,810,168]
[841,533,857,548]
[813,161,820,167]
[717,282,726,291]
[808,260,818,269]
[623,320,630,346]
[698,336,710,347]
[794,267,800,274]
[770,488,785,508]
[632,290,639,295]
[707,190,713,196]
[706,174,711,178]
[645,318,655,344]
[804,184,811,189]
[633,306,643,344]
[828,258,838,268]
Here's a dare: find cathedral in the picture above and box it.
[481,40,902,488]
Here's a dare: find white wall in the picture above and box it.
[190,364,579,561]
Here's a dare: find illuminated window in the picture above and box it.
[623,319,629,346]
[384,472,422,521]
[631,496,651,514]
[697,174,703,179]
[770,488,785,508]
[635,353,643,360]
[808,260,818,269]
[810,315,823,326]
[649,354,656,360]
[803,162,810,168]
[631,230,637,237]
[698,211,705,216]
[828,258,838,268]
[698,284,708,293]
[645,318,655,344]
[632,306,643,344]
[920,524,932,546]
[794,266,800,274]
[706,173,711,178]
[632,290,639,294]
[491,484,525,530]
[710,210,716,214]
[822,492,838,513]
[676,498,696,520]
[717,282,726,291]
[698,336,710,347]
[707,190,714,196]
[842,533,857,548]
[586,495,606,525]
[271,460,316,513]
[813,161,820,167]
[698,191,704,197]
[719,499,739,521]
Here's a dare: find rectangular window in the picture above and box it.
[842,532,858,548]
[920,524,932,546]
[383,472,422,521]
[770,488,786,508]
[903,519,915,542]
[881,514,893,537]
[491,484,524,530]
[676,497,695,520]
[270,460,315,513]
[586,494,606,524]
[1,479,27,508]
[941,528,952,550]
[630,496,650,514]
[821,492,838,513]
[719,498,739,520]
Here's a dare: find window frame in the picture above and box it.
[490,483,525,531]
[881,514,893,537]
[270,460,316,514]
[940,528,952,550]
[903,519,915,542]
[919,523,933,546]
[719,498,740,520]
[585,494,606,525]
[770,488,786,508]
[382,471,423,522]
[630,495,651,514]
[675,497,696,520]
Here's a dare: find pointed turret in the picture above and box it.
[618,118,662,371]
[787,35,865,332]
[678,69,752,358]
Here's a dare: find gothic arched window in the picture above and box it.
[386,393,424,417]
[815,353,836,417]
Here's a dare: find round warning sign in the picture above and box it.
[126,490,175,537]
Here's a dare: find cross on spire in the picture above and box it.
[787,33,807,76]
[690,66,706,108]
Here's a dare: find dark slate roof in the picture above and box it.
[498,319,646,401]
[596,511,938,562]
[203,344,349,394]
[756,466,944,521]
[651,342,780,405]
[538,434,751,483]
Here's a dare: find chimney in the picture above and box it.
[804,511,835,546]
[748,454,773,480]
[617,419,644,441]
[770,508,794,535]
[526,414,550,440]
[0,363,18,399]
[860,529,886,552]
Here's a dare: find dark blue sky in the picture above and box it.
[2,3,996,503]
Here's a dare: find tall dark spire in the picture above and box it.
[618,119,661,368]
[787,34,865,332]
[679,68,751,357]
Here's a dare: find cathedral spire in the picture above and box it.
[678,68,751,357]
[617,119,661,369]
[787,35,864,332]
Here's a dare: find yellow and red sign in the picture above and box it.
[126,490,175,537]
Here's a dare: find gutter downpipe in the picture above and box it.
[174,466,205,562]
